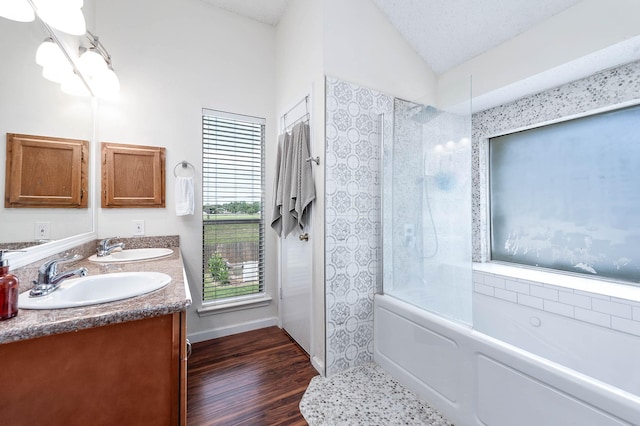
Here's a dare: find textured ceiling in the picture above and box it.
[372,0,582,74]
[200,0,582,74]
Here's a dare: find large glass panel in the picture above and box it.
[383,98,472,324]
[490,104,640,284]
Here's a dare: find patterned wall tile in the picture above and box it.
[325,76,392,376]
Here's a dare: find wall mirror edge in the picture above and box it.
[0,6,97,256]
[5,231,97,269]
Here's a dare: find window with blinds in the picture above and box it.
[202,109,265,302]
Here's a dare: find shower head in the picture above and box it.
[410,105,440,124]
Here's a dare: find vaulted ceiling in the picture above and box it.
[201,0,581,74]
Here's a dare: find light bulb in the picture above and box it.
[42,62,73,84]
[0,0,35,22]
[78,48,107,77]
[35,39,66,67]
[36,3,86,35]
[91,67,120,101]
[61,73,90,97]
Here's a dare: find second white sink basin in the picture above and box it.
[19,272,172,310]
[88,248,173,263]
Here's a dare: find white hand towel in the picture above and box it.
[175,176,194,216]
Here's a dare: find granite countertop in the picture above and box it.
[0,247,191,344]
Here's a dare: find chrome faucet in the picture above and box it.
[96,237,125,257]
[30,255,88,297]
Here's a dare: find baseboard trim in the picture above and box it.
[187,316,279,343]
[311,355,325,376]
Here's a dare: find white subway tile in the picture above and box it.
[542,283,568,293]
[472,271,485,285]
[574,307,611,328]
[543,300,574,317]
[530,285,559,301]
[495,288,517,303]
[517,294,543,310]
[559,291,592,309]
[506,279,530,294]
[611,297,640,308]
[474,283,494,296]
[574,289,610,301]
[484,275,506,289]
[634,307,640,321]
[611,317,640,337]
[592,299,633,319]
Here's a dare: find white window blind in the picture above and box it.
[202,109,265,301]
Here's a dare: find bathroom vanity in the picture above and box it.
[0,247,191,425]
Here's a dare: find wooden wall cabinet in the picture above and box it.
[0,312,188,425]
[102,142,166,208]
[4,133,88,208]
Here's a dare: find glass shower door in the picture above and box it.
[382,98,472,325]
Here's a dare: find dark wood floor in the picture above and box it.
[187,326,319,426]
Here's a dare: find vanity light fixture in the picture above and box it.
[0,0,35,22]
[42,61,73,84]
[36,37,73,84]
[80,31,120,100]
[91,65,120,101]
[5,1,120,100]
[78,47,107,77]
[35,37,63,66]
[31,0,86,36]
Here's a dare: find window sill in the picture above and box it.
[473,262,640,303]
[197,295,272,316]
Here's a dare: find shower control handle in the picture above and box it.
[299,233,309,241]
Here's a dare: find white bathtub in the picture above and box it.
[374,294,640,426]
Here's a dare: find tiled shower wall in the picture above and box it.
[324,60,640,376]
[325,77,392,376]
[472,60,640,336]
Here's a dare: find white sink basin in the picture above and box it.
[88,248,173,263]
[19,272,172,310]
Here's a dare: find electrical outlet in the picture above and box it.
[133,220,145,236]
[35,222,51,240]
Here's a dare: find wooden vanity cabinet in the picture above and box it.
[0,311,187,425]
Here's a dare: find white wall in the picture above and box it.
[324,0,437,105]
[95,0,278,338]
[438,0,640,111]
[275,0,326,373]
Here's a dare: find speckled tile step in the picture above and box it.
[300,363,454,426]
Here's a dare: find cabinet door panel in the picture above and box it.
[0,314,181,426]
[5,133,88,208]
[101,142,166,208]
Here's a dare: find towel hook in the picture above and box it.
[174,160,195,177]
